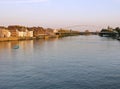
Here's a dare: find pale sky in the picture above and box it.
[0,0,120,31]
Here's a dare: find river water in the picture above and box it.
[0,36,120,89]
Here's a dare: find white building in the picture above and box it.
[0,28,11,38]
[17,28,33,37]
[27,31,33,37]
[17,28,27,37]
[53,29,58,33]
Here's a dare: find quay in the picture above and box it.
[0,37,19,41]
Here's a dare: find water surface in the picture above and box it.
[0,36,120,89]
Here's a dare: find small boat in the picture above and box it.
[13,45,19,49]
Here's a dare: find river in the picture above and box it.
[0,35,120,89]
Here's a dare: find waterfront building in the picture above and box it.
[0,28,11,38]
[17,28,28,37]
[33,27,46,37]
[45,28,55,36]
[53,29,58,33]
[8,25,32,37]
[27,29,33,37]
[8,26,20,37]
[17,30,24,37]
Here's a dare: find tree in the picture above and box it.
[115,27,120,35]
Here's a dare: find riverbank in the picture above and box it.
[0,36,54,42]
[0,34,78,42]
[0,37,19,41]
[0,31,100,42]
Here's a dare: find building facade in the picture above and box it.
[0,28,11,38]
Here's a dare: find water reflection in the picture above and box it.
[0,38,59,58]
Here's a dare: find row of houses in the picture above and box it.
[0,25,57,38]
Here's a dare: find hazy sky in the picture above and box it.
[0,0,120,30]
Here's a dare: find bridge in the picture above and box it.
[61,25,103,31]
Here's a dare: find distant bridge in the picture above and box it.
[62,25,103,31]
